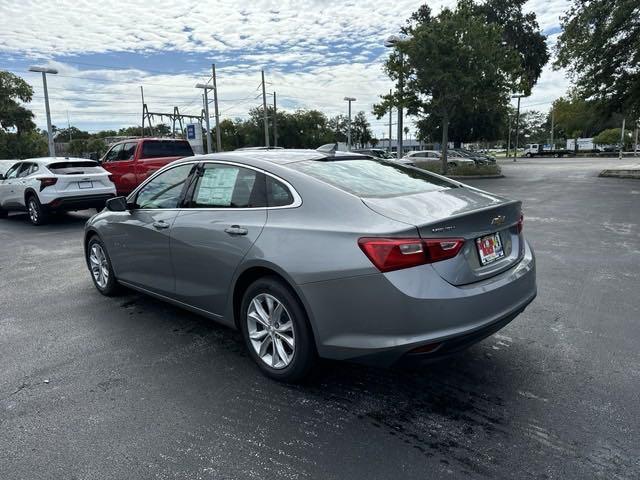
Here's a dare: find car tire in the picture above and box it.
[240,276,316,382]
[86,235,120,296]
[0,206,7,218]
[26,194,48,226]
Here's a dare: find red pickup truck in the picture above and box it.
[100,138,194,195]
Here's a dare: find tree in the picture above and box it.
[86,138,107,157]
[556,0,640,118]
[352,111,373,148]
[53,126,91,143]
[0,71,36,134]
[378,1,525,173]
[519,110,549,143]
[593,128,632,148]
[68,139,88,157]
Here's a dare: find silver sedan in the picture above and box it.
[84,149,536,382]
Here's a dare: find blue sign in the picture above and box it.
[187,124,196,140]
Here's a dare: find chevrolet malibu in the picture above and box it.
[84,149,536,382]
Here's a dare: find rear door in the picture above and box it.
[106,163,196,295]
[170,162,267,315]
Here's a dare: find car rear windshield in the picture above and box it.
[289,159,455,198]
[47,161,103,175]
[141,141,194,159]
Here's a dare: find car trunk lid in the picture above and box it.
[362,186,524,285]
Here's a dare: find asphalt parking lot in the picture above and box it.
[1,157,638,479]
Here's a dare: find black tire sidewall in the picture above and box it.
[86,236,119,296]
[27,195,47,225]
[240,276,315,382]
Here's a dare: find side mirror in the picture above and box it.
[0,173,5,180]
[105,196,129,212]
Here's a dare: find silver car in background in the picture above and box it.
[84,149,536,382]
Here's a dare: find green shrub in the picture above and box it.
[413,160,501,176]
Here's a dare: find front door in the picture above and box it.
[0,162,23,208]
[106,163,195,295]
[171,163,268,316]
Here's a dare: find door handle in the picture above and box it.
[152,220,170,229]
[224,225,248,236]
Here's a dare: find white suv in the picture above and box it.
[0,157,116,225]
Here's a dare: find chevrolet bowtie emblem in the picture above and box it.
[491,215,506,226]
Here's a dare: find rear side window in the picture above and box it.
[47,161,103,175]
[266,176,294,207]
[290,159,454,198]
[189,165,266,208]
[141,141,194,159]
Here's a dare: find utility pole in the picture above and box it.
[273,92,278,147]
[212,64,222,152]
[397,53,404,159]
[634,122,639,157]
[261,70,269,148]
[344,97,356,151]
[67,111,72,142]
[506,114,512,159]
[511,94,525,162]
[550,108,555,149]
[29,66,58,156]
[388,89,393,153]
[195,83,214,153]
[140,86,145,138]
[619,117,626,161]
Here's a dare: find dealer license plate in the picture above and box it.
[476,232,504,265]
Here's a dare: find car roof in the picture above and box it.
[173,149,370,166]
[20,157,98,166]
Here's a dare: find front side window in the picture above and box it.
[135,164,193,209]
[189,164,266,208]
[4,163,22,179]
[103,144,123,162]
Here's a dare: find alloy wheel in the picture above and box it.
[246,293,295,369]
[89,243,110,289]
[28,199,38,223]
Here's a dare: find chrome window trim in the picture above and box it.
[127,159,302,211]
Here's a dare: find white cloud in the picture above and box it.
[1,0,573,136]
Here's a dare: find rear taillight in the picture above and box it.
[358,237,465,272]
[38,177,58,191]
[517,213,524,234]
[107,174,114,183]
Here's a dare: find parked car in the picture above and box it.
[100,138,194,195]
[452,149,496,165]
[0,158,116,225]
[403,150,476,168]
[84,149,536,382]
[0,159,19,175]
[352,148,395,159]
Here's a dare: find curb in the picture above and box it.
[599,169,640,179]
[447,174,505,180]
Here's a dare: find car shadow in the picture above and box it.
[3,210,94,230]
[108,284,531,477]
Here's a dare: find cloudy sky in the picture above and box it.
[0,0,571,138]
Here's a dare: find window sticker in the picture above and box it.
[195,167,239,206]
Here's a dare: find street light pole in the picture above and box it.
[385,35,408,159]
[195,83,213,153]
[261,70,269,148]
[211,64,222,152]
[344,97,356,151]
[619,117,626,161]
[29,66,58,157]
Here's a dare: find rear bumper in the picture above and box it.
[44,193,115,211]
[298,240,537,367]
